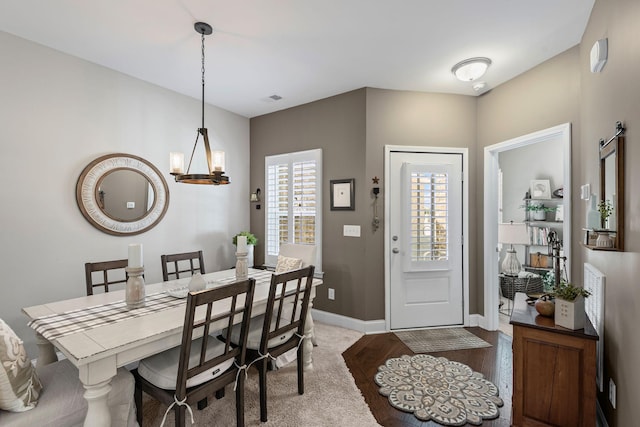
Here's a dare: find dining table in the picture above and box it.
[22,267,322,427]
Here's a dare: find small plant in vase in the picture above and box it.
[551,282,591,330]
[521,202,557,221]
[597,199,613,229]
[595,200,614,247]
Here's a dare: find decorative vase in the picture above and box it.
[586,197,600,229]
[530,203,546,221]
[125,266,146,309]
[595,231,613,248]
[555,296,585,330]
[534,295,555,317]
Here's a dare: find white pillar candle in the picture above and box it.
[128,243,143,268]
[237,235,247,253]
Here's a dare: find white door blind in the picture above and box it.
[265,149,322,268]
[410,171,449,261]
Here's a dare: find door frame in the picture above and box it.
[482,123,571,331]
[384,145,470,331]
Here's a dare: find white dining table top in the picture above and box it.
[23,268,321,369]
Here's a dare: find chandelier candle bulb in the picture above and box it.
[128,243,143,268]
[169,152,184,174]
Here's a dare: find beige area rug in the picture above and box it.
[141,322,381,426]
[375,354,503,426]
[394,328,492,353]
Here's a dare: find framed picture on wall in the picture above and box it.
[330,178,355,210]
[530,179,551,199]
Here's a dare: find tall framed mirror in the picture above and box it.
[599,122,625,250]
[76,153,169,236]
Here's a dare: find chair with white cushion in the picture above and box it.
[0,318,137,426]
[227,266,315,422]
[277,243,316,270]
[275,243,319,349]
[133,278,256,427]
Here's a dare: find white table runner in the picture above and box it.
[29,270,276,341]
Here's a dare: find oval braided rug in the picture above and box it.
[375,354,503,426]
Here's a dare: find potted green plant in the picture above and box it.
[597,199,613,229]
[551,282,591,330]
[521,202,556,221]
[233,231,258,267]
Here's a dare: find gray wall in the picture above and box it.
[578,0,640,424]
[0,31,251,357]
[250,89,368,318]
[250,89,477,319]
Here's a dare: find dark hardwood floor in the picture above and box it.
[343,328,513,427]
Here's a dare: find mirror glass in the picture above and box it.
[76,153,169,235]
[603,154,616,230]
[599,135,624,249]
[97,170,155,222]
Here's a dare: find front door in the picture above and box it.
[388,150,464,329]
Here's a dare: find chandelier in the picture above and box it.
[170,22,229,185]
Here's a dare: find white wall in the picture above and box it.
[0,31,250,356]
[498,137,563,266]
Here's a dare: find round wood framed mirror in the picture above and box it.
[76,153,169,236]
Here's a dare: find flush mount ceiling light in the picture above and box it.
[451,57,492,82]
[169,22,229,185]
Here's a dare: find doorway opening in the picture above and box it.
[483,123,571,331]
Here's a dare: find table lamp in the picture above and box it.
[498,222,530,276]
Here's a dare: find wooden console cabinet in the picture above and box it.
[510,293,598,426]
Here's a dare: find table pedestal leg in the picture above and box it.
[82,379,112,427]
[35,333,57,374]
[303,301,315,371]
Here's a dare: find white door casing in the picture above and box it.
[385,146,469,330]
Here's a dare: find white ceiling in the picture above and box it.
[0,1,594,118]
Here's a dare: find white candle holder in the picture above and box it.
[125,266,146,309]
[235,251,248,280]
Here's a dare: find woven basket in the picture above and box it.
[500,275,543,300]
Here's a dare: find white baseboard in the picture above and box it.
[469,314,483,328]
[311,309,386,334]
[312,310,490,334]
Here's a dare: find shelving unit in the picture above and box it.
[522,197,563,270]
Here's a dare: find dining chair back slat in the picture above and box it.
[84,259,129,296]
[161,250,205,281]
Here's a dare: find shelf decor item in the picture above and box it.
[530,179,551,199]
[521,201,557,221]
[552,282,591,330]
[597,199,613,229]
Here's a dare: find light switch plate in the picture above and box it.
[126,201,135,209]
[580,184,591,200]
[343,225,361,237]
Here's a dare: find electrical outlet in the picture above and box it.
[328,288,335,300]
[609,378,616,408]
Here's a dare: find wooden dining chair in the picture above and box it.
[84,259,129,296]
[134,278,256,427]
[161,250,205,281]
[227,265,315,422]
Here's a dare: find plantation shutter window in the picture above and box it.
[265,149,322,269]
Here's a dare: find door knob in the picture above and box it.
[392,248,399,254]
